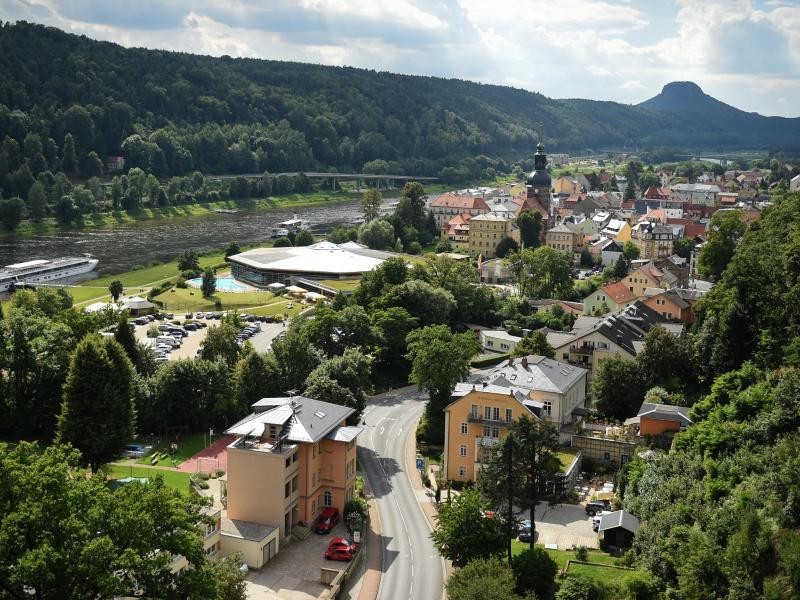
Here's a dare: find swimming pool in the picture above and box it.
[187,275,250,292]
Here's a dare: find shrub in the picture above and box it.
[512,546,557,600]
[176,277,187,289]
[215,469,225,478]
[575,546,589,562]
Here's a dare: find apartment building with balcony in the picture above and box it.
[443,387,542,483]
[224,396,361,544]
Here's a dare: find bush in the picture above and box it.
[575,546,589,562]
[470,353,510,368]
[512,547,557,600]
[215,469,225,478]
[175,277,187,289]
[344,497,368,519]
[407,241,423,255]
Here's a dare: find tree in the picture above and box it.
[512,547,558,600]
[113,313,141,373]
[431,488,506,567]
[361,187,382,221]
[406,325,480,443]
[611,254,630,279]
[623,240,640,261]
[395,181,427,231]
[178,249,200,272]
[672,237,695,261]
[446,557,522,600]
[0,197,25,230]
[232,352,283,415]
[591,355,646,421]
[479,415,560,559]
[271,320,324,390]
[273,236,292,247]
[358,219,395,250]
[383,279,457,326]
[108,279,124,302]
[295,229,314,246]
[200,323,240,368]
[698,209,746,281]
[370,307,418,371]
[0,442,225,599]
[27,180,47,222]
[512,331,555,358]
[508,247,573,299]
[495,237,519,258]
[517,210,542,249]
[624,179,637,201]
[62,132,77,174]
[57,336,136,472]
[555,575,601,600]
[224,241,241,259]
[201,267,217,297]
[305,349,372,422]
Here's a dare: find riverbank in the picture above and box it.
[0,190,365,240]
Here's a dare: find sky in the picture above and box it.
[2,0,799,117]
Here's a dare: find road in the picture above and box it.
[358,387,444,600]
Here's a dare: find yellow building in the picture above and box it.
[630,222,674,260]
[170,506,224,573]
[444,355,587,482]
[545,222,582,256]
[468,213,519,259]
[553,176,580,195]
[225,396,360,544]
[444,388,539,483]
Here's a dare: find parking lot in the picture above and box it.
[245,522,355,599]
[520,501,599,550]
[132,313,289,361]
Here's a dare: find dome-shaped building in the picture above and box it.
[526,142,552,213]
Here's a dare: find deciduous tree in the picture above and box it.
[432,489,506,567]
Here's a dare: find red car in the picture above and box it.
[314,507,340,534]
[325,537,358,561]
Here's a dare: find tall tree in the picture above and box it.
[406,325,480,443]
[113,313,141,373]
[447,557,522,600]
[57,335,136,472]
[0,197,25,231]
[698,209,746,281]
[232,351,283,414]
[395,181,427,231]
[201,267,216,297]
[507,247,573,299]
[27,180,47,222]
[178,249,200,272]
[224,241,241,259]
[517,209,542,249]
[0,442,231,599]
[495,237,519,258]
[200,323,240,368]
[304,348,372,423]
[361,187,382,222]
[431,488,507,567]
[108,279,124,302]
[62,133,77,174]
[511,331,555,358]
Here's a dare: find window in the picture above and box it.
[323,491,332,507]
[460,422,468,435]
[491,427,499,438]
[206,545,217,558]
[458,466,467,477]
[285,481,291,498]
[484,406,492,420]
[205,522,217,537]
[471,404,479,419]
[483,425,490,437]
[459,445,467,457]
[505,408,513,422]
[543,401,552,416]
[492,407,500,421]
[604,452,611,461]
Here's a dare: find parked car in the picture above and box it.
[184,323,199,331]
[585,500,611,516]
[195,312,205,319]
[185,313,193,319]
[518,519,533,542]
[325,537,357,561]
[592,511,613,531]
[314,507,340,534]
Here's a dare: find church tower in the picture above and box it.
[526,142,552,214]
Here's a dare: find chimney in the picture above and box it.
[521,356,528,368]
[482,381,488,388]
[507,357,514,367]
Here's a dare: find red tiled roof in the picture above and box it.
[602,282,637,304]
[643,187,671,199]
[431,193,490,210]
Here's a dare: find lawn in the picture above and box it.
[246,301,305,318]
[105,464,191,494]
[556,447,580,471]
[511,542,618,569]
[152,286,278,313]
[137,432,209,467]
[566,561,640,587]
[315,279,361,292]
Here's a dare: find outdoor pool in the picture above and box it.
[188,276,249,292]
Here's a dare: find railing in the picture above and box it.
[467,415,512,426]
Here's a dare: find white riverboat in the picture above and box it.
[269,214,310,237]
[0,255,99,292]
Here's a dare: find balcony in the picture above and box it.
[467,414,512,426]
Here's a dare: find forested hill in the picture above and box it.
[1,21,799,184]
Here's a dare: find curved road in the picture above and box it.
[358,387,444,600]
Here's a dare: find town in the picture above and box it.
[2,10,800,600]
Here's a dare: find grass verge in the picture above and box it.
[105,464,191,494]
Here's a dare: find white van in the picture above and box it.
[156,335,180,348]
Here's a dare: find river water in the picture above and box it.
[0,199,374,276]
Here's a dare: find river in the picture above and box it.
[0,199,375,276]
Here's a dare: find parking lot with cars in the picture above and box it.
[132,312,289,362]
